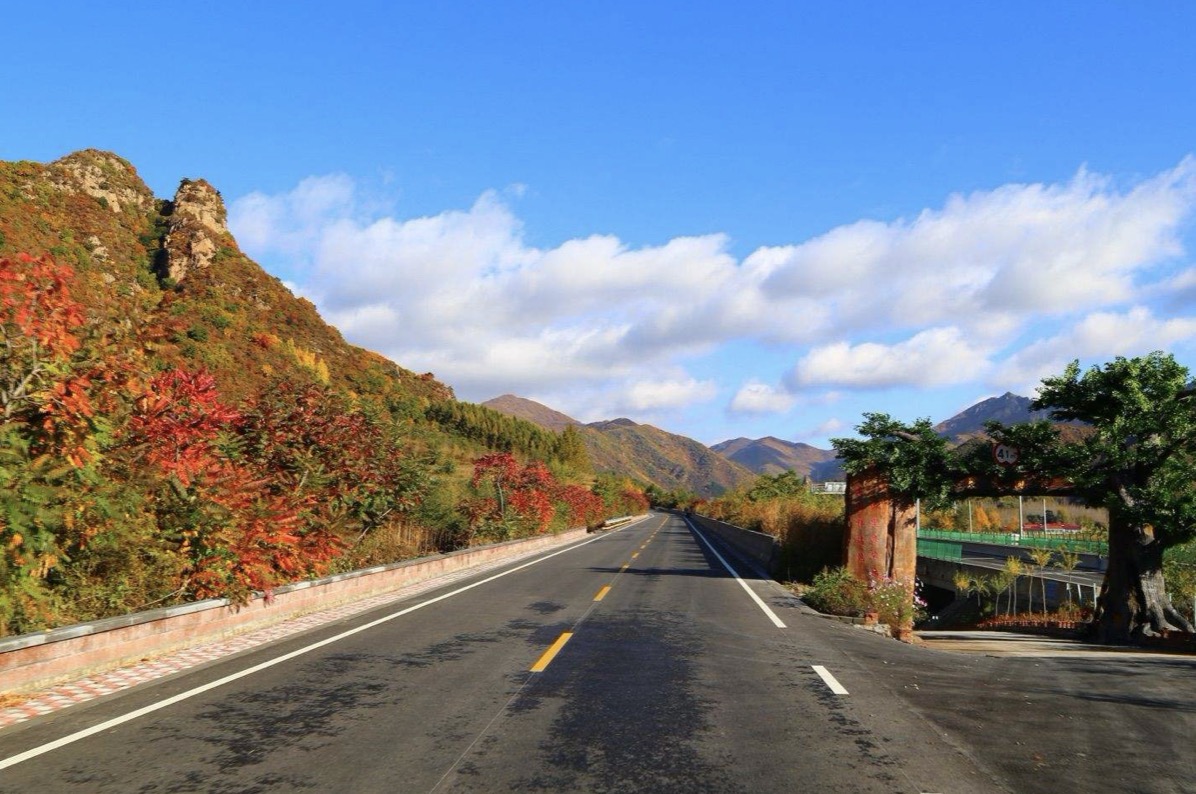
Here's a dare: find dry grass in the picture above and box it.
[0,692,29,708]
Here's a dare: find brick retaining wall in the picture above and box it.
[1,528,590,694]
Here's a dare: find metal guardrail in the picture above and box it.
[917,528,1106,555]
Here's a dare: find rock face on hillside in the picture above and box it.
[0,149,456,407]
[47,150,156,216]
[161,179,230,284]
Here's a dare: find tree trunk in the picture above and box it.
[1091,518,1194,643]
[843,470,917,634]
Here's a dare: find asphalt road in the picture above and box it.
[2,511,1195,793]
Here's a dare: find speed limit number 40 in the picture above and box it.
[993,444,1020,466]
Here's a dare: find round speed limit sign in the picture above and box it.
[993,443,1020,466]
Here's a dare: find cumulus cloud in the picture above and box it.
[231,174,356,258]
[994,307,1196,388]
[729,380,796,415]
[752,158,1196,339]
[228,159,1196,419]
[808,418,847,437]
[618,377,718,412]
[790,327,993,388]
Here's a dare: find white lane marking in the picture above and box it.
[0,526,638,773]
[685,520,786,628]
[812,665,849,695]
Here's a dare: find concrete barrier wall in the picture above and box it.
[918,556,1102,611]
[685,513,780,576]
[0,528,591,694]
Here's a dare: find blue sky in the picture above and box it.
[6,3,1196,447]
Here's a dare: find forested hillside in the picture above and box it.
[0,150,646,636]
[481,395,754,496]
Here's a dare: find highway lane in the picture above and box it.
[428,516,997,793]
[0,512,998,792]
[10,510,1195,792]
[0,520,647,792]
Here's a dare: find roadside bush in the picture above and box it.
[802,566,926,627]
[802,567,868,617]
[702,478,845,583]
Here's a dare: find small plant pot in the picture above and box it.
[863,610,879,626]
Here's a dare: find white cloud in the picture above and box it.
[618,377,717,412]
[753,158,1196,339]
[729,380,796,414]
[228,159,1196,417]
[809,418,846,437]
[995,307,1196,388]
[230,174,355,258]
[791,327,992,388]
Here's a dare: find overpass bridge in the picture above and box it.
[916,529,1105,610]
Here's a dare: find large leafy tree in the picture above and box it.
[986,353,1196,642]
[832,414,960,595]
[832,413,960,510]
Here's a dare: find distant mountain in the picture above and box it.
[482,390,1085,497]
[933,392,1051,444]
[483,396,754,497]
[584,418,755,497]
[482,394,580,432]
[711,436,837,478]
[710,394,1063,484]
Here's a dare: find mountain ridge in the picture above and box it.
[481,395,754,496]
[483,389,1077,490]
[932,392,1053,443]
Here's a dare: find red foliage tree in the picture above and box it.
[468,453,562,535]
[125,369,338,601]
[0,254,95,465]
[556,483,607,529]
[239,381,427,546]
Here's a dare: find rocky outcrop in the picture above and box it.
[160,179,231,284]
[47,150,155,215]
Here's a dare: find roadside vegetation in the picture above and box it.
[833,352,1196,644]
[800,566,926,629]
[0,252,643,636]
[651,471,845,582]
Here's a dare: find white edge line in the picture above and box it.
[685,520,786,628]
[812,665,850,695]
[0,524,636,772]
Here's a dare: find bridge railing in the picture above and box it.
[917,528,1106,556]
[916,538,963,562]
